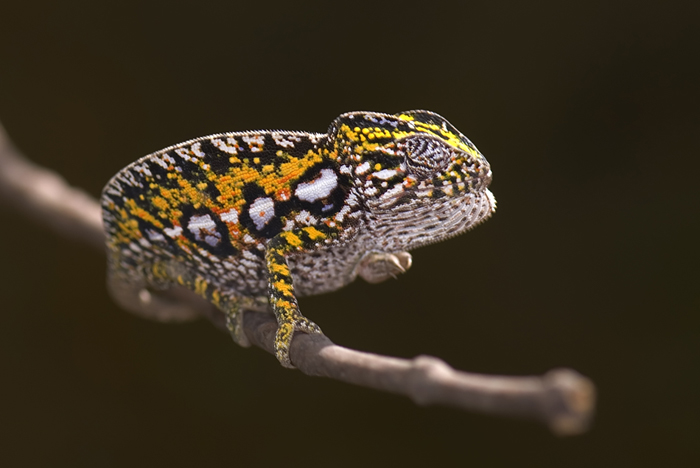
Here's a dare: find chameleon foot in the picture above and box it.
[274,315,323,368]
[225,310,252,348]
[356,251,413,284]
[222,298,253,348]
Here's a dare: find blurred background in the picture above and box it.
[0,1,698,466]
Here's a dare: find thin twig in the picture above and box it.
[0,120,596,436]
[245,311,595,435]
[0,123,105,249]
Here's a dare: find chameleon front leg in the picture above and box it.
[266,230,325,368]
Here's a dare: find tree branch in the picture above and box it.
[0,123,105,249]
[0,120,596,436]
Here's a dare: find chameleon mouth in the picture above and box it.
[407,188,497,250]
[369,186,496,252]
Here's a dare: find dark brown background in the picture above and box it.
[1,1,698,466]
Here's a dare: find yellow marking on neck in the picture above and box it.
[341,125,360,142]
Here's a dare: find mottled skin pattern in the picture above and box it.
[101,110,496,367]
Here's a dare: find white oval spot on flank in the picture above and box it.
[249,197,275,230]
[295,169,338,203]
[188,214,216,235]
[219,208,239,224]
[188,214,221,246]
[164,226,183,238]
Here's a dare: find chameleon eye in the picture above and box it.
[401,136,452,176]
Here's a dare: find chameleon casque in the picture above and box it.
[101,110,496,367]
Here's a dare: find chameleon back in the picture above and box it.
[102,130,353,298]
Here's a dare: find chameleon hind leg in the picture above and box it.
[266,230,325,368]
[167,266,254,349]
[106,252,252,348]
[106,253,202,322]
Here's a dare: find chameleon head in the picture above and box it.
[331,110,496,251]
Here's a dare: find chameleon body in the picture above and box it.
[101,110,496,367]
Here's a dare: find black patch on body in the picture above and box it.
[290,160,350,218]
[198,140,233,175]
[178,204,238,257]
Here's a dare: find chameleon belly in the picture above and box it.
[101,110,495,367]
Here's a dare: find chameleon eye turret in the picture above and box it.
[102,110,495,367]
[401,135,454,176]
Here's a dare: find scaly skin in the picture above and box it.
[101,110,496,367]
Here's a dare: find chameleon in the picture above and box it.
[101,110,496,368]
